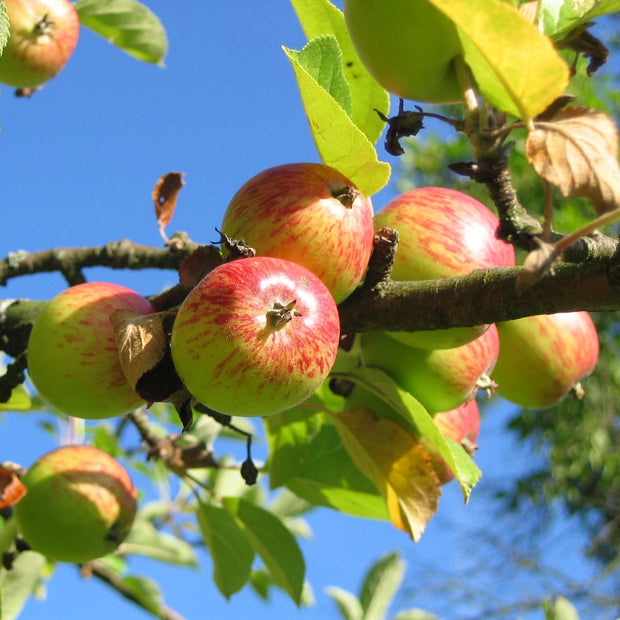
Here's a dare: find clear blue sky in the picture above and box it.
[0,2,612,619]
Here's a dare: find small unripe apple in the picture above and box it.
[0,0,79,88]
[344,0,464,103]
[360,324,499,413]
[14,445,137,563]
[493,311,599,409]
[27,282,155,419]
[374,187,515,349]
[171,256,341,417]
[431,399,480,484]
[220,163,375,303]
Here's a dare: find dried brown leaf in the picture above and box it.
[110,309,168,389]
[178,245,223,288]
[526,106,620,214]
[0,466,26,509]
[153,172,185,233]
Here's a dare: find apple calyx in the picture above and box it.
[331,185,357,208]
[266,299,301,329]
[35,14,55,37]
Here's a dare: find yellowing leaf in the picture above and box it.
[284,41,390,196]
[526,106,620,213]
[109,309,167,388]
[429,0,570,120]
[333,409,441,541]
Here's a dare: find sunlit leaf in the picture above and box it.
[333,409,441,541]
[538,0,620,38]
[118,576,163,615]
[284,39,390,196]
[223,497,305,605]
[429,0,570,120]
[0,0,9,57]
[120,519,198,566]
[74,0,168,65]
[197,502,255,599]
[0,551,46,620]
[289,0,390,144]
[346,367,481,499]
[526,106,620,213]
[264,402,388,520]
[325,586,364,620]
[359,551,405,620]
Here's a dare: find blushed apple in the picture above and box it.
[0,0,79,88]
[170,256,341,417]
[220,162,375,303]
[14,445,137,563]
[360,323,499,413]
[374,187,515,349]
[493,311,599,409]
[27,282,155,419]
[344,0,464,103]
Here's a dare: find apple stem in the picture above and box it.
[331,185,357,208]
[266,299,301,328]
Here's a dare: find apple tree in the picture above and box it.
[1,0,620,618]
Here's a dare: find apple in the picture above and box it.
[27,282,155,419]
[493,311,599,409]
[431,399,480,484]
[220,163,375,303]
[170,256,341,417]
[14,445,137,563]
[374,187,515,349]
[0,0,79,88]
[360,323,499,413]
[344,0,464,104]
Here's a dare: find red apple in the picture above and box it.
[0,0,79,88]
[360,323,499,413]
[170,256,341,417]
[27,282,155,419]
[14,445,137,563]
[374,187,515,349]
[220,163,375,303]
[493,311,599,409]
[431,399,480,484]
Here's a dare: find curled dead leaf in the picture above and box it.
[526,106,620,214]
[516,240,558,289]
[333,409,440,541]
[153,172,185,241]
[178,245,223,289]
[0,466,27,509]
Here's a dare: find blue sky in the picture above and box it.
[1,2,614,619]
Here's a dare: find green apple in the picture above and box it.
[493,311,600,409]
[221,162,375,303]
[14,445,137,563]
[27,282,155,419]
[171,256,341,417]
[344,0,464,103]
[0,0,80,88]
[360,324,499,413]
[374,186,515,349]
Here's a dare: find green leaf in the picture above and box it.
[289,0,389,144]
[264,402,388,520]
[325,586,364,620]
[284,39,390,197]
[0,551,46,620]
[197,502,255,599]
[345,367,481,500]
[429,0,570,120]
[222,497,305,606]
[359,551,405,620]
[74,0,168,66]
[544,595,580,620]
[539,0,620,38]
[392,611,441,620]
[119,519,198,567]
[0,385,31,411]
[0,0,9,57]
[118,576,163,616]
